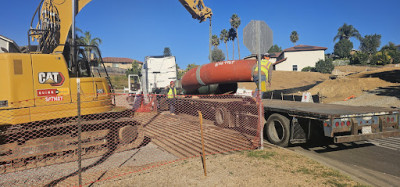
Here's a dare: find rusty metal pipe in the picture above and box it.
[181,60,257,94]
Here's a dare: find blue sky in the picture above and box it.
[2,0,400,68]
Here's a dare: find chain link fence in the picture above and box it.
[0,92,261,186]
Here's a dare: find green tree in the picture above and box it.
[211,48,225,62]
[268,44,282,53]
[381,42,400,64]
[333,23,362,42]
[315,58,334,74]
[371,51,392,65]
[230,14,241,59]
[77,30,102,46]
[176,64,184,79]
[360,34,381,54]
[228,28,237,60]
[186,63,199,71]
[212,34,220,48]
[126,60,141,77]
[290,31,299,46]
[163,47,172,56]
[76,30,102,61]
[333,39,353,58]
[350,51,370,65]
[220,29,229,60]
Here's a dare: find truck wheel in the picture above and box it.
[265,113,290,147]
[215,107,230,128]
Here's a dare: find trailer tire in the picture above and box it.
[215,107,230,128]
[265,113,290,147]
[118,124,144,148]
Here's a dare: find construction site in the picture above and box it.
[1,0,400,186]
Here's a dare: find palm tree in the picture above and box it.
[228,28,237,60]
[77,31,102,61]
[290,31,299,46]
[211,34,220,48]
[220,29,229,60]
[333,23,361,42]
[230,14,241,59]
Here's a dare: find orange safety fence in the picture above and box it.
[0,93,261,186]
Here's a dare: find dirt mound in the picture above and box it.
[308,77,398,103]
[238,66,400,106]
[238,71,329,92]
[333,66,379,75]
[308,66,400,103]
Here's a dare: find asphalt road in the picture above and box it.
[289,137,400,187]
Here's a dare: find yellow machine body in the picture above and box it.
[0,0,213,126]
[0,53,112,125]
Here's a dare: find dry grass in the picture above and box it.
[94,147,365,187]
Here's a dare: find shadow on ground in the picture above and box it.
[361,70,400,83]
[268,81,324,95]
[368,85,400,100]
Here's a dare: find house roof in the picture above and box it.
[269,52,282,58]
[243,52,282,60]
[273,57,288,66]
[283,45,327,52]
[0,34,14,43]
[103,57,142,64]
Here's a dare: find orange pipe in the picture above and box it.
[181,59,257,93]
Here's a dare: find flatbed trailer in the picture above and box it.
[174,96,400,147]
[262,99,400,146]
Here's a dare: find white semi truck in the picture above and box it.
[141,56,178,95]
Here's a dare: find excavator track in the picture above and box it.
[0,110,144,174]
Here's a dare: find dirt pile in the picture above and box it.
[238,71,329,91]
[308,77,399,103]
[309,66,400,103]
[239,66,400,106]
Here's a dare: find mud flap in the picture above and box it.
[290,117,307,144]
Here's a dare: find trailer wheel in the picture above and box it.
[215,107,230,128]
[118,125,144,148]
[265,113,290,147]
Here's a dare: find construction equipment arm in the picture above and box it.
[178,0,212,22]
[32,0,211,54]
[31,0,92,53]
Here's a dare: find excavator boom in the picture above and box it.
[31,0,92,53]
[179,0,212,22]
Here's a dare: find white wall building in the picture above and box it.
[0,35,20,53]
[274,45,327,71]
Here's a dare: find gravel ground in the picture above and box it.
[332,92,400,108]
[0,142,177,186]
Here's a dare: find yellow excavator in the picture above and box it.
[0,0,212,173]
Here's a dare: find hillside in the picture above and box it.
[239,65,400,108]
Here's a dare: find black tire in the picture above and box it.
[264,113,290,147]
[118,125,144,148]
[215,107,230,128]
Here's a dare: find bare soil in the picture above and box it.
[240,66,400,107]
[96,65,400,186]
[95,146,362,187]
[238,70,329,91]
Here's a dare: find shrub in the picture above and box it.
[301,66,316,72]
[350,52,369,65]
[315,58,334,74]
[371,51,391,65]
